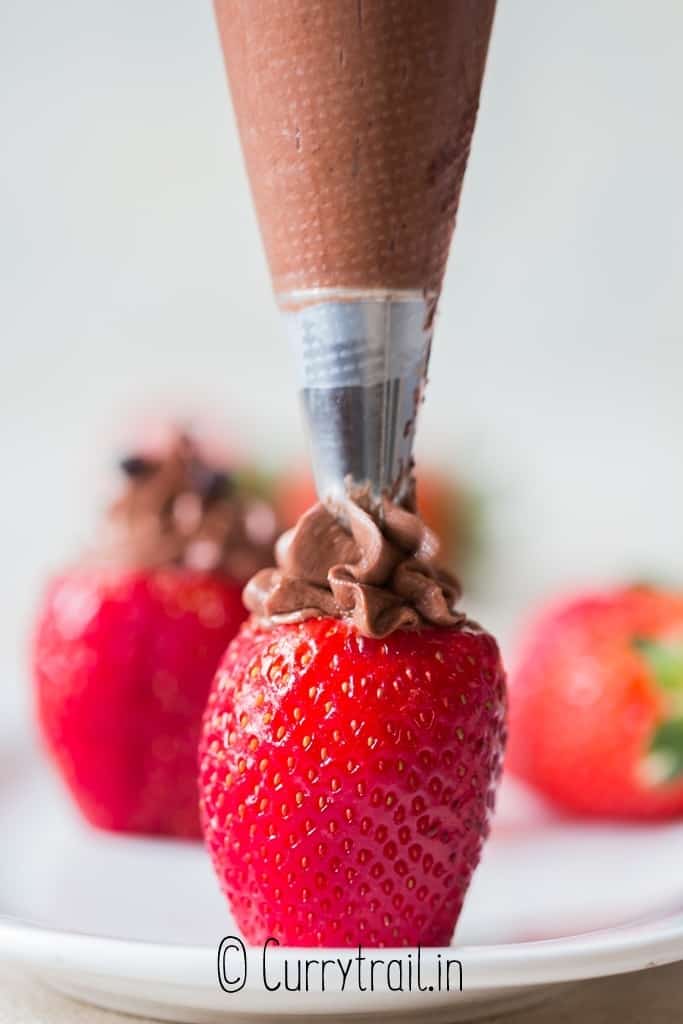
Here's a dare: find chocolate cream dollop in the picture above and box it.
[244,493,466,639]
[104,433,277,582]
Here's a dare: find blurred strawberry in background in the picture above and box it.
[32,430,279,838]
[508,585,683,819]
[275,463,480,573]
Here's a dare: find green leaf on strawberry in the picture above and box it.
[633,637,683,782]
[648,720,683,782]
[633,637,683,692]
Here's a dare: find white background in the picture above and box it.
[2,0,682,735]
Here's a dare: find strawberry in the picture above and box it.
[199,616,506,946]
[32,433,277,838]
[34,568,245,836]
[507,585,683,819]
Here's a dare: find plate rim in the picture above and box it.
[2,906,682,993]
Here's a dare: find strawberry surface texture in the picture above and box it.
[34,567,247,837]
[199,616,507,946]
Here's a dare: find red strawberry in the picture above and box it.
[199,617,506,946]
[508,586,683,819]
[32,432,277,838]
[34,568,245,836]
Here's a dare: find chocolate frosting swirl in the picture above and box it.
[244,495,466,638]
[104,433,277,582]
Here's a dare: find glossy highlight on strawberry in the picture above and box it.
[199,617,506,947]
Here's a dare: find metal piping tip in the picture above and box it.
[280,289,434,506]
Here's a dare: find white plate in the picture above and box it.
[1,738,682,1023]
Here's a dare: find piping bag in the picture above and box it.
[214,0,496,507]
